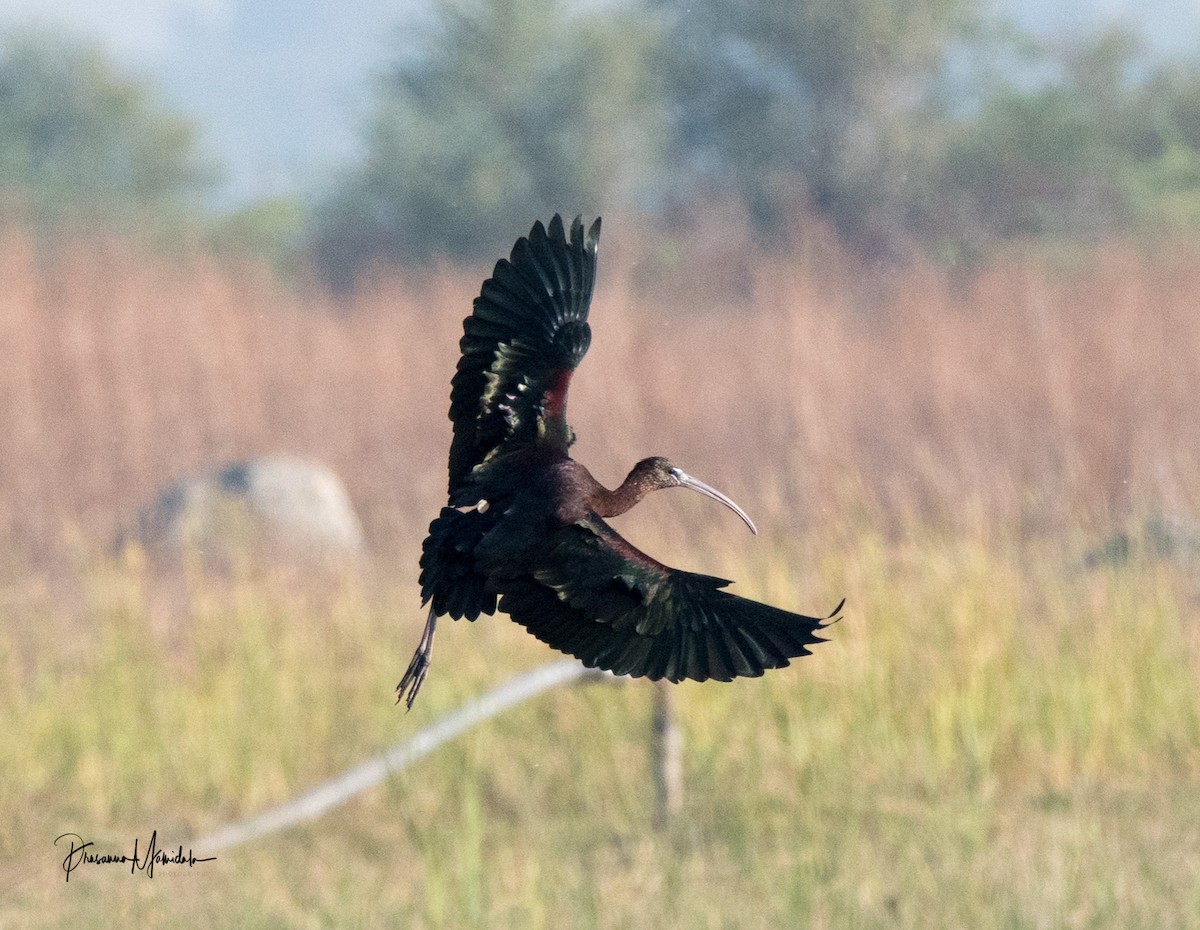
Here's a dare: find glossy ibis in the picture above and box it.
[398,215,842,708]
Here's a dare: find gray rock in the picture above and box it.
[1142,513,1200,563]
[1084,512,1200,571]
[127,456,364,568]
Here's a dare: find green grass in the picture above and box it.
[2,529,1198,928]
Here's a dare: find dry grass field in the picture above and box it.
[1,220,1198,926]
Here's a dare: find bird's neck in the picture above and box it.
[592,467,655,518]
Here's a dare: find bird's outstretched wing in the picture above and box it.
[497,517,841,682]
[447,214,601,496]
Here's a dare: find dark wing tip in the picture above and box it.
[584,216,601,252]
[559,214,601,253]
[525,217,549,247]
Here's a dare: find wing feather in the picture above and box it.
[418,507,498,621]
[447,214,601,495]
[497,518,839,683]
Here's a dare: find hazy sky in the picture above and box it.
[0,0,230,56]
[3,0,1193,57]
[0,0,410,205]
[1,0,1196,208]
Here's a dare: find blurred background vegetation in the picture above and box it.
[3,3,1199,926]
[2,0,1200,282]
[0,28,214,229]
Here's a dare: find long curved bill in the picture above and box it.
[670,467,758,535]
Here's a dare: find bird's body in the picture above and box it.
[398,215,841,708]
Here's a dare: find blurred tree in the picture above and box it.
[0,28,214,227]
[311,0,1200,284]
[312,0,667,286]
[207,196,310,278]
[654,0,981,258]
[1126,61,1200,233]
[922,27,1200,258]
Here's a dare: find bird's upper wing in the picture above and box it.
[497,516,841,682]
[447,214,601,496]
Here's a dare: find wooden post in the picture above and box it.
[651,679,683,828]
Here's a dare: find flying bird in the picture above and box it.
[398,215,841,708]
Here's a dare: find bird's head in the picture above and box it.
[630,456,758,535]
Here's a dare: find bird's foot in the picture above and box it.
[396,650,430,711]
[396,607,438,711]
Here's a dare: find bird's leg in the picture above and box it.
[396,605,438,711]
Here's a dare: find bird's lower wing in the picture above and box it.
[497,518,841,682]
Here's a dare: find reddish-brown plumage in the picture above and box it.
[589,460,674,518]
[548,457,658,525]
[563,458,683,518]
[543,368,574,421]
